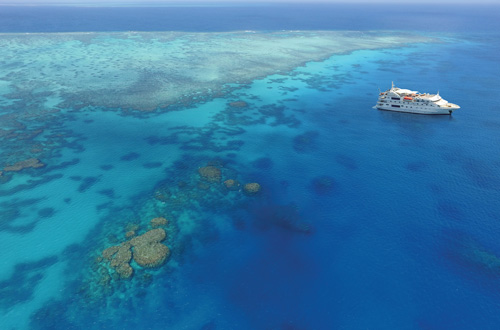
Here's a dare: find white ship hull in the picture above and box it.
[374,105,457,115]
[374,83,460,115]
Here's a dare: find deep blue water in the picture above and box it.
[1,3,500,330]
[1,4,500,33]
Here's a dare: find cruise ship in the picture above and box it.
[374,82,460,115]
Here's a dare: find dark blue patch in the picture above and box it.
[281,321,307,330]
[249,202,312,234]
[251,157,273,170]
[78,176,100,192]
[463,159,499,189]
[335,154,357,170]
[146,135,176,145]
[30,300,75,330]
[143,162,162,169]
[437,201,464,222]
[0,256,58,309]
[406,161,428,172]
[100,164,114,171]
[46,158,80,172]
[0,197,44,232]
[232,216,247,231]
[173,160,190,170]
[120,152,140,161]
[1,207,21,222]
[292,131,319,153]
[0,174,63,197]
[38,207,55,218]
[98,189,115,198]
[259,104,301,128]
[200,320,217,330]
[439,229,500,290]
[0,221,38,234]
[96,201,113,211]
[310,175,335,195]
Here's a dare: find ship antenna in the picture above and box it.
[391,81,394,89]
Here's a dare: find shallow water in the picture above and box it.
[1,4,500,330]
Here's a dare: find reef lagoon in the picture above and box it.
[1,4,500,330]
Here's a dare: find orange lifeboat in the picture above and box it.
[404,96,413,100]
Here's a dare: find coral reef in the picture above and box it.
[310,175,335,195]
[132,242,170,268]
[125,230,136,239]
[229,101,248,108]
[99,226,170,281]
[252,203,312,234]
[293,131,319,153]
[89,158,269,302]
[150,217,168,228]
[101,243,134,279]
[198,166,222,182]
[130,228,169,268]
[251,157,273,170]
[224,179,240,191]
[243,183,261,195]
[130,228,166,246]
[0,31,432,112]
[3,158,45,172]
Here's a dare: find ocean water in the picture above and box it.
[1,3,500,330]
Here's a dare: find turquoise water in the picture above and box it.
[1,5,500,330]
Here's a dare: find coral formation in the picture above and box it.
[126,224,140,232]
[100,226,170,281]
[109,244,132,268]
[101,243,134,279]
[130,228,169,268]
[3,158,45,172]
[150,217,168,228]
[198,166,222,182]
[293,131,319,153]
[251,157,273,170]
[252,203,312,234]
[115,263,133,279]
[198,182,210,190]
[0,31,433,113]
[90,159,272,298]
[130,228,166,246]
[229,101,248,108]
[243,183,261,195]
[224,179,240,191]
[133,243,170,268]
[125,230,136,239]
[310,175,335,195]
[101,246,119,260]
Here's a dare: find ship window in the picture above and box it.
[391,97,400,100]
[391,105,400,108]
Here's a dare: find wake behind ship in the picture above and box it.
[374,82,460,115]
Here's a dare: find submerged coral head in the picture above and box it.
[244,182,261,195]
[198,166,222,182]
[310,175,336,195]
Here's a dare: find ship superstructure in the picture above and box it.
[374,82,460,115]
